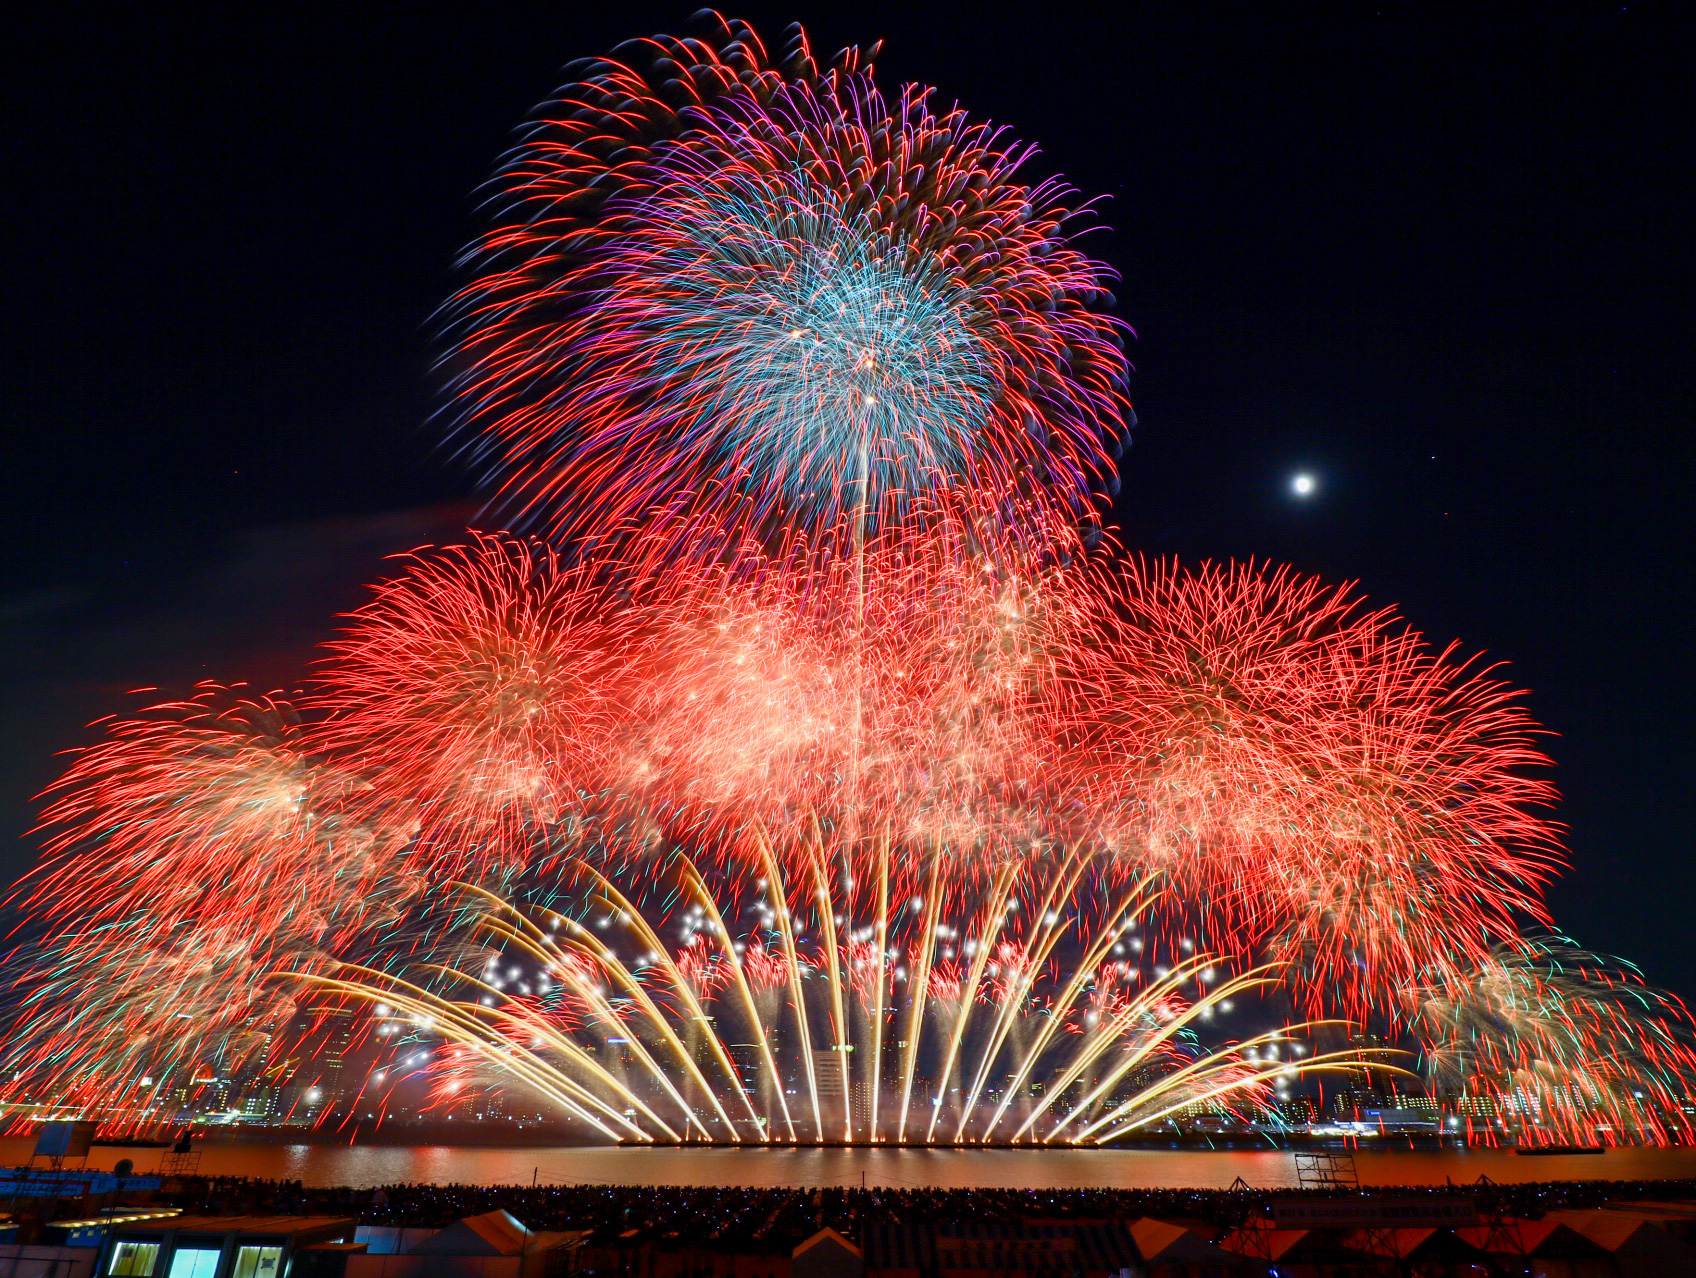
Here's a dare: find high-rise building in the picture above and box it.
[317,1009,359,1105]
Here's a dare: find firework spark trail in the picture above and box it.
[1412,937,1696,1145]
[1067,558,1564,1017]
[447,15,1129,564]
[950,850,1093,1140]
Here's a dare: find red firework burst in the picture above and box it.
[6,686,394,1111]
[620,536,1085,891]
[313,534,648,879]
[1069,558,1563,1017]
[25,686,382,939]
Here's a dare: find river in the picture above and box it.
[8,1139,1696,1190]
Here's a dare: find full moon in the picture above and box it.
[1291,473,1316,496]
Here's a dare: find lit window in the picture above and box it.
[231,1247,283,1278]
[167,1249,221,1278]
[109,1243,160,1277]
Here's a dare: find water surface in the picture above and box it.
[9,1139,1696,1190]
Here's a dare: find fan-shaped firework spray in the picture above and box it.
[448,15,1129,563]
[318,859,1385,1144]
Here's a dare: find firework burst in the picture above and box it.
[23,688,387,941]
[314,535,648,879]
[1068,558,1563,1016]
[1412,937,1696,1144]
[448,15,1128,563]
[4,688,401,1115]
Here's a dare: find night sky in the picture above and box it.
[4,4,1692,992]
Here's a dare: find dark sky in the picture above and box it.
[4,3,1692,992]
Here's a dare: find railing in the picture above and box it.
[1293,1148,1359,1189]
[0,1246,95,1278]
[158,1152,201,1179]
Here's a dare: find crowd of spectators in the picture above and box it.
[165,1176,1696,1249]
